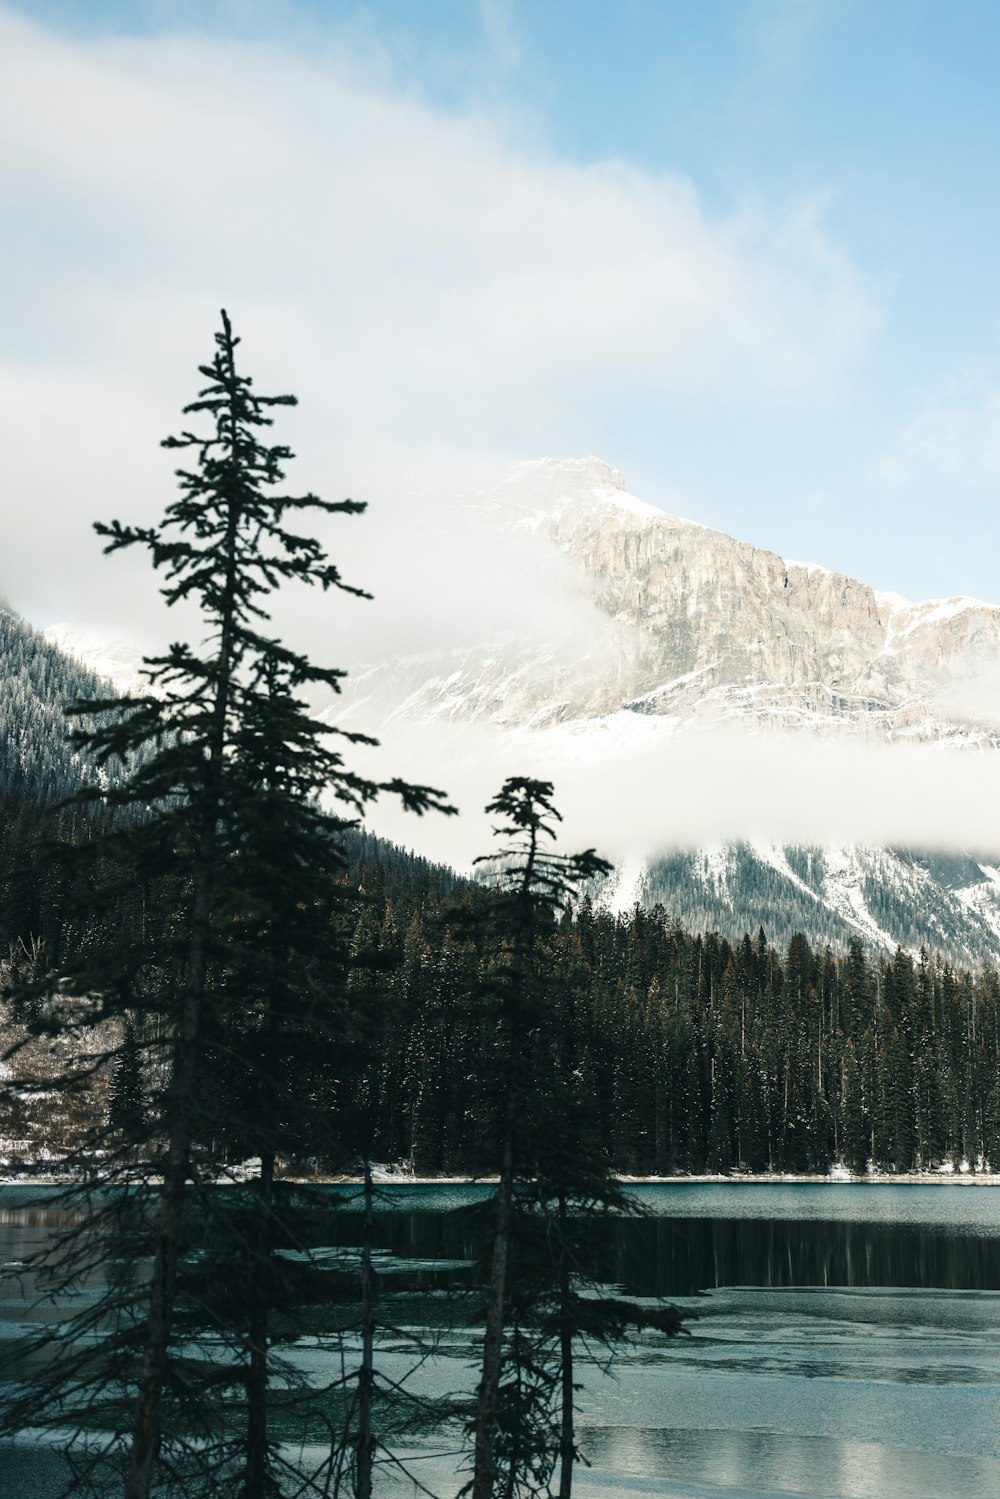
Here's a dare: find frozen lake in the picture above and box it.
[2,1182,1000,1496]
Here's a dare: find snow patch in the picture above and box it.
[747,841,822,905]
[627,664,718,706]
[605,486,664,521]
[43,624,148,695]
[527,707,682,761]
[891,596,993,639]
[820,845,901,952]
[697,843,732,894]
[954,864,1000,946]
[874,589,911,613]
[603,859,647,916]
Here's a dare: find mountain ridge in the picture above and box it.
[343,457,1000,751]
[26,458,1000,963]
[339,457,1000,961]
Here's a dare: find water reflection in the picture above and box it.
[304,1202,1000,1296]
[597,1214,1000,1294]
[577,1424,1000,1499]
[4,1186,1000,1498]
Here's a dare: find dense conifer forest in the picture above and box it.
[2,793,999,1179]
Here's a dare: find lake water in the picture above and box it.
[2,1183,1000,1497]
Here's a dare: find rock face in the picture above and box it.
[341,458,1000,961]
[348,457,1000,747]
[36,459,1000,961]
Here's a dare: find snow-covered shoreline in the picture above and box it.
[3,1170,1000,1189]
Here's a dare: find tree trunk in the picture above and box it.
[471,1081,517,1499]
[557,1189,574,1499]
[243,1146,276,1499]
[126,475,240,1499]
[357,1156,376,1499]
[125,985,202,1499]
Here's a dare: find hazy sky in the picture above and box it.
[4,0,1000,631]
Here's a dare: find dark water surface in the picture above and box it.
[316,1181,1000,1295]
[2,1182,1000,1496]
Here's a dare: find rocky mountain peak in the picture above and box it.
[22,458,1000,961]
[355,457,1000,747]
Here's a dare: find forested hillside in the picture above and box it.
[0,605,117,802]
[336,870,1000,1178]
[644,842,1000,967]
[2,797,998,1178]
[0,603,996,1180]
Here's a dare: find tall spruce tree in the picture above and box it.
[468,778,609,1499]
[465,780,688,1498]
[1,311,452,1499]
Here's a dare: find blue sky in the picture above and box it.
[3,0,1000,622]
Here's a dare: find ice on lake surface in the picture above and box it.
[576,1284,1000,1497]
[338,1279,1000,1497]
[625,1181,1000,1230]
[3,1183,1000,1497]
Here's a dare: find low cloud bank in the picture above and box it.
[353,716,1000,870]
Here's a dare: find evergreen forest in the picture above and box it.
[2,799,999,1180]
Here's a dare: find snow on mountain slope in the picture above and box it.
[639,842,1000,963]
[602,857,648,917]
[36,457,1000,961]
[333,457,1000,960]
[344,457,1000,750]
[43,625,148,696]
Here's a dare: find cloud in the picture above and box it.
[0,6,873,628]
[356,715,1000,871]
[476,0,521,75]
[745,0,838,78]
[284,455,617,665]
[933,655,1000,729]
[879,385,1000,488]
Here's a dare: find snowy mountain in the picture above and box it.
[24,458,1000,961]
[346,457,1000,746]
[337,457,1000,961]
[640,843,1000,969]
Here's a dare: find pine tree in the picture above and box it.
[460,782,684,1498]
[2,311,452,1499]
[107,1014,144,1141]
[841,1038,868,1174]
[469,777,610,1499]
